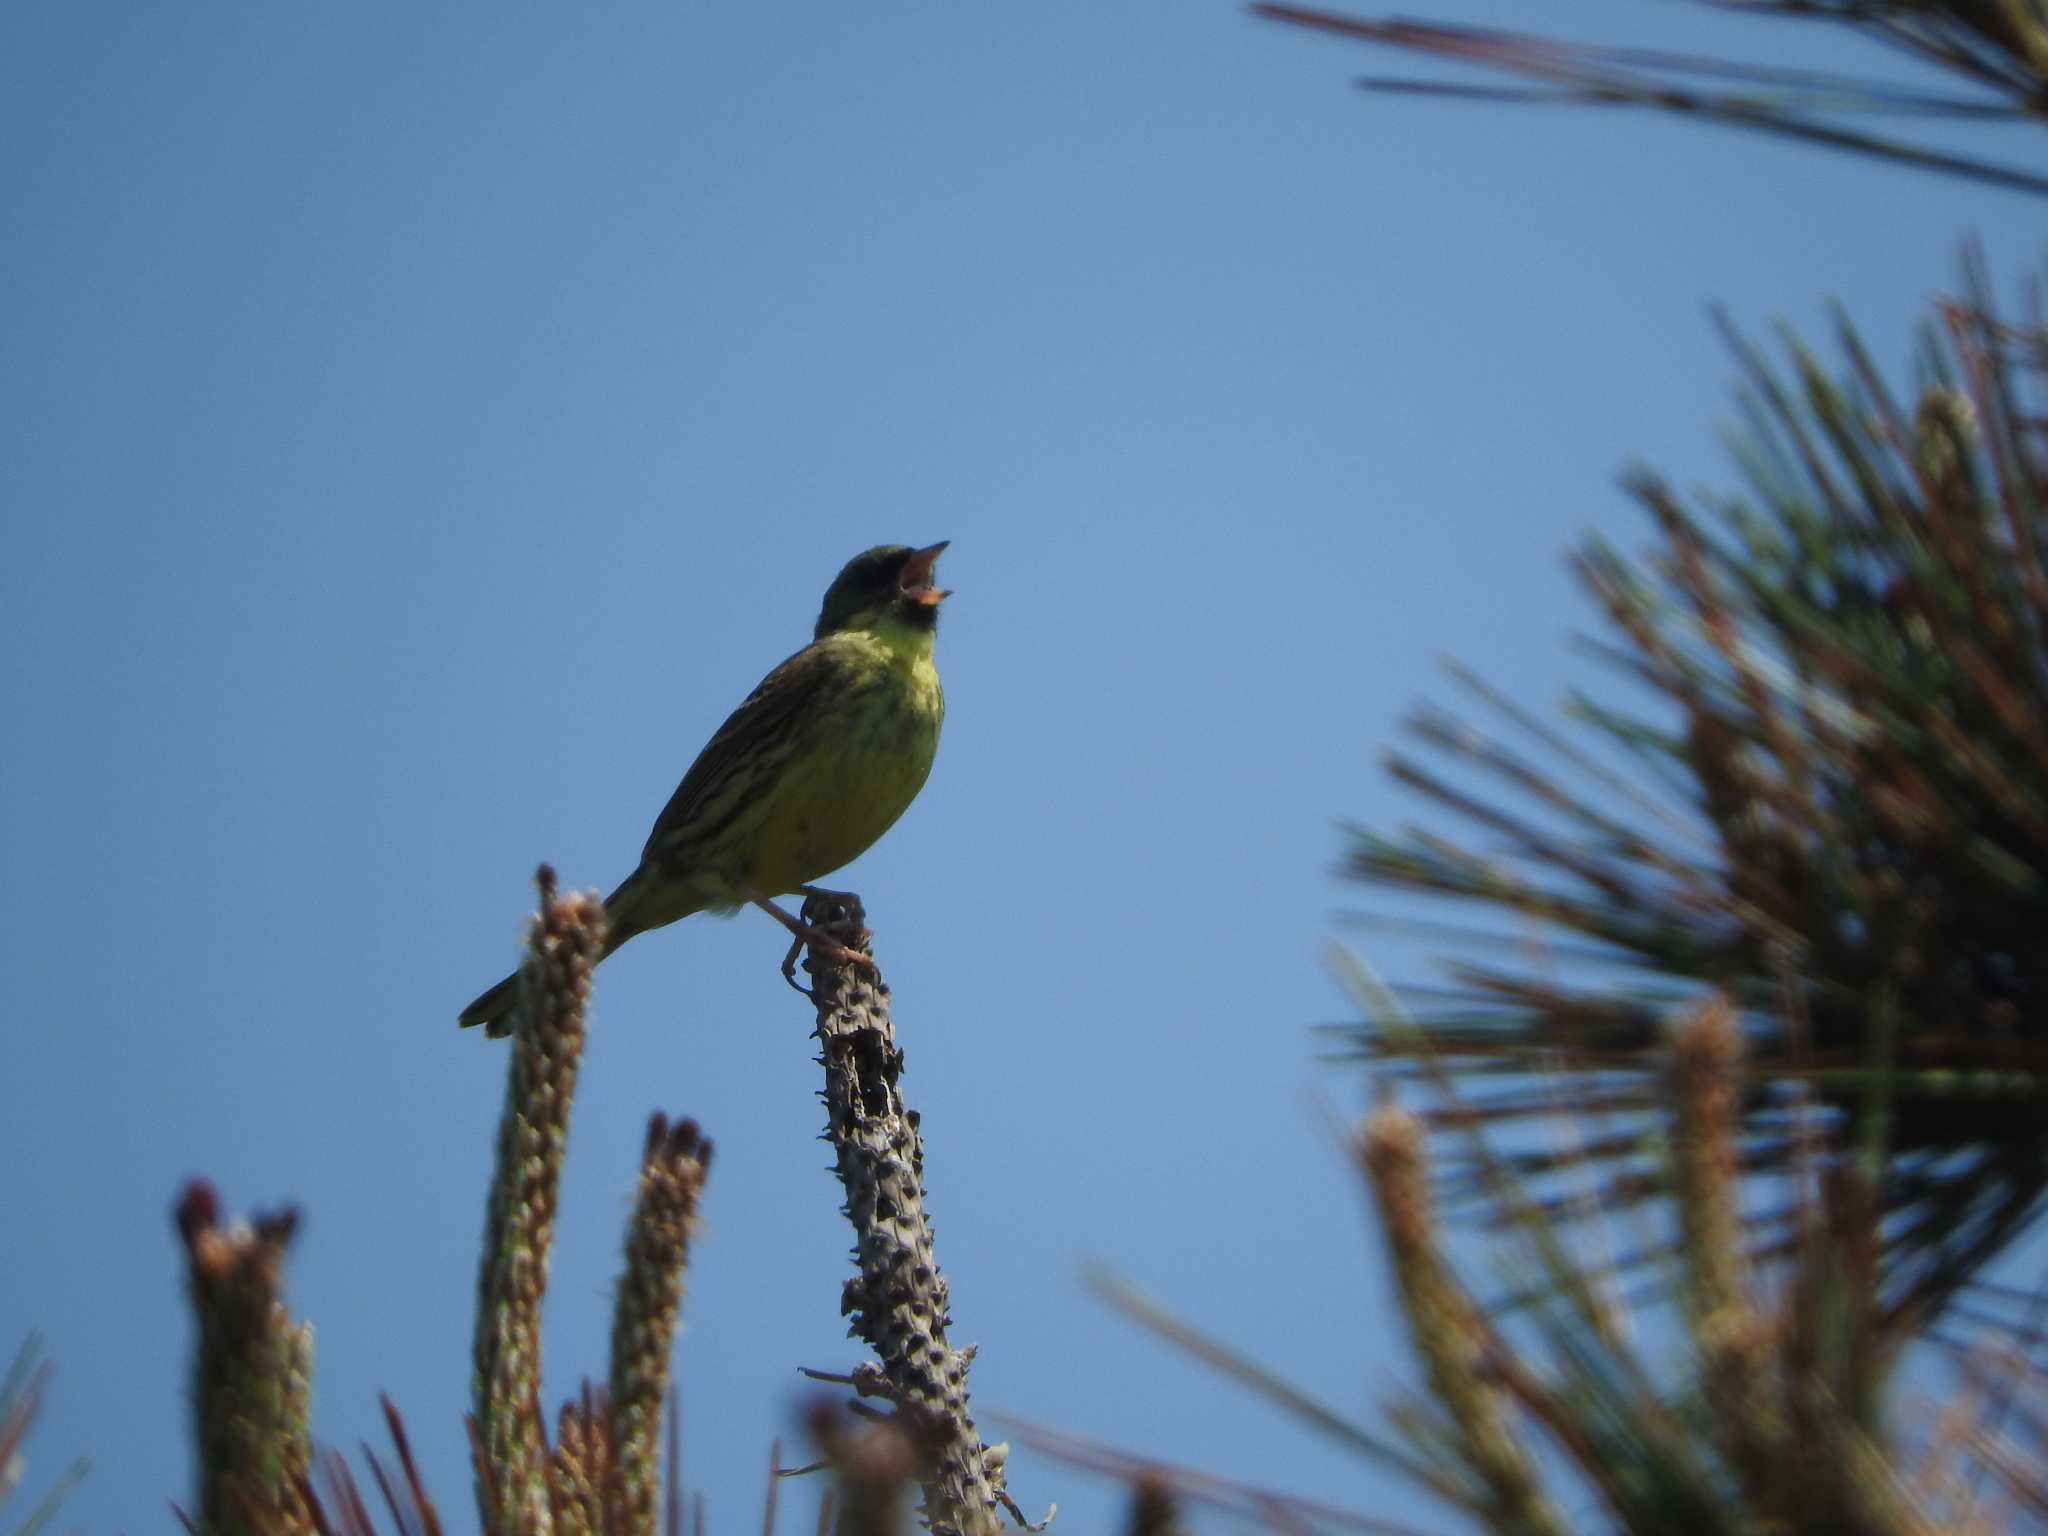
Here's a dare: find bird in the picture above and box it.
[458,541,950,1036]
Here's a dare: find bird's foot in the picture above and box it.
[798,885,863,918]
[778,929,878,994]
[748,890,874,995]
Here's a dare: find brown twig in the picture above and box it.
[798,893,1012,1535]
[473,865,607,1536]
[176,1179,315,1536]
[610,1117,714,1536]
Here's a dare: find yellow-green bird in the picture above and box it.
[458,542,950,1037]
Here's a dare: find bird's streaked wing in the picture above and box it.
[639,641,837,864]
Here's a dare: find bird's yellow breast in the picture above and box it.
[738,617,943,896]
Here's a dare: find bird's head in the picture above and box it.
[814,542,950,640]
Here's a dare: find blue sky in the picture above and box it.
[4,4,2044,1533]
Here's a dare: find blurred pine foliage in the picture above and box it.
[1256,1,2048,197]
[1247,5,2048,1526]
[1342,263,2048,1329]
[1348,995,2048,1534]
[0,1337,87,1536]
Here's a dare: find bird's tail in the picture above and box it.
[457,971,526,1038]
[457,871,658,1038]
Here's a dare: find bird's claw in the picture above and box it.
[781,934,813,996]
[781,936,877,995]
[778,898,876,996]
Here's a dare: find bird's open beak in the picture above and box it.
[901,541,950,606]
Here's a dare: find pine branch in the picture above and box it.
[473,865,606,1536]
[796,894,1012,1536]
[170,869,707,1536]
[1346,277,2048,1325]
[804,1404,917,1536]
[175,1181,315,1536]
[548,1390,610,1536]
[0,1339,86,1536]
[1120,1477,1186,1536]
[1252,3,2048,196]
[1351,1004,2004,1533]
[1361,1105,1569,1536]
[608,1117,713,1536]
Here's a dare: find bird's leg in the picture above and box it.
[746,890,876,992]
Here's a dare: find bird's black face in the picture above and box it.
[814,542,950,639]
